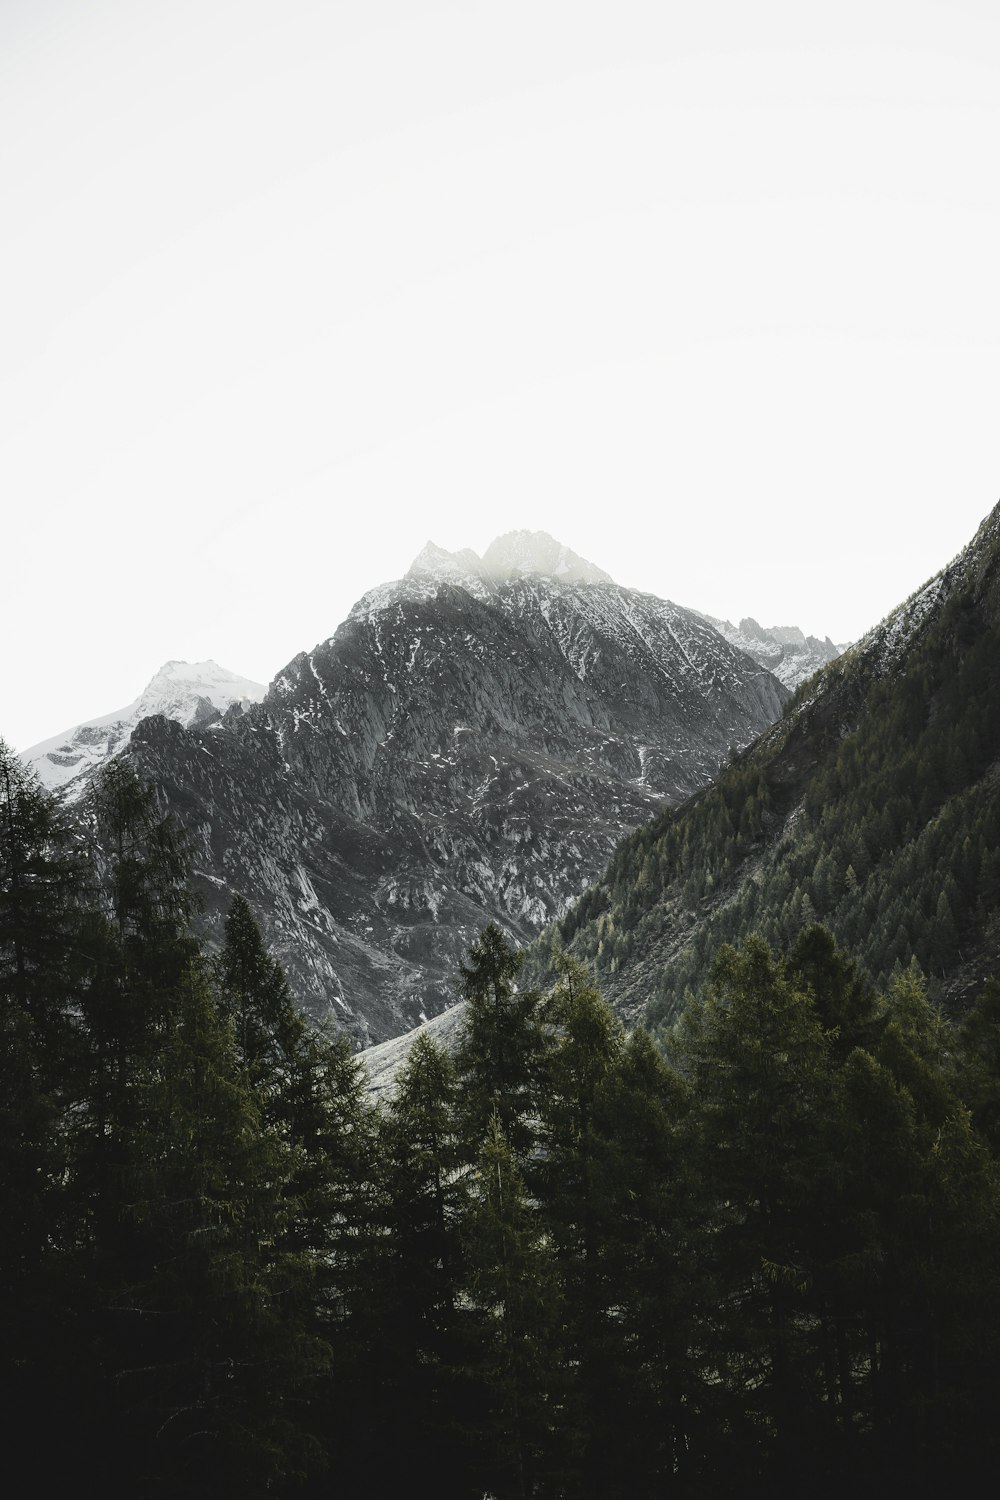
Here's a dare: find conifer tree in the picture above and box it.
[77,758,198,1188]
[538,959,698,1496]
[455,921,545,1159]
[593,1025,699,1495]
[370,1034,478,1496]
[105,961,326,1498]
[461,1111,563,1500]
[215,892,381,1487]
[786,922,879,1055]
[672,937,835,1486]
[0,738,85,1027]
[958,976,1000,1147]
[535,956,623,1492]
[0,741,87,1487]
[218,892,303,1086]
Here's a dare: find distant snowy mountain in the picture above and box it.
[24,660,266,794]
[702,615,846,689]
[121,531,788,1044]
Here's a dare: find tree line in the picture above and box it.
[3,739,1000,1497]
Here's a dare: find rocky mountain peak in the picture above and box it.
[122,561,788,1044]
[480,530,614,586]
[767,625,808,650]
[137,660,265,716]
[705,615,846,691]
[405,531,613,590]
[406,542,483,584]
[23,659,265,794]
[736,616,768,642]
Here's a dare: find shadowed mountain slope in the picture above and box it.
[551,503,1000,1027]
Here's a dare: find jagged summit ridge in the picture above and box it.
[406,530,614,588]
[23,659,265,794]
[398,536,839,693]
[702,613,844,691]
[407,541,484,584]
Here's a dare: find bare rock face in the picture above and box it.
[120,534,787,1046]
[702,613,845,690]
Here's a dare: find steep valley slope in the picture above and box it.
[552,502,1000,1028]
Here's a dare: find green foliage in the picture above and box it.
[0,760,347,1495]
[0,742,89,1480]
[957,977,1000,1146]
[107,961,327,1496]
[455,920,546,1157]
[668,931,1000,1492]
[551,543,1000,1029]
[4,742,1000,1499]
[461,1110,565,1500]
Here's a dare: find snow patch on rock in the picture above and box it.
[23,660,265,794]
[701,614,845,690]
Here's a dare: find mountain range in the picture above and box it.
[703,614,846,689]
[25,531,803,1045]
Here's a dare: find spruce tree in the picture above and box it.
[672,937,836,1488]
[77,758,198,1190]
[535,956,623,1493]
[106,961,326,1498]
[958,976,1000,1147]
[215,892,382,1488]
[592,1025,698,1496]
[455,922,545,1159]
[370,1034,477,1496]
[0,741,87,1488]
[0,738,86,1027]
[218,891,303,1087]
[461,1111,563,1500]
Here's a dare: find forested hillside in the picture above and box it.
[554,502,1000,1028]
[4,738,1000,1496]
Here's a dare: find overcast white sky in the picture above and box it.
[3,0,1000,749]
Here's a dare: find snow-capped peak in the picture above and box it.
[130,660,265,723]
[23,660,266,794]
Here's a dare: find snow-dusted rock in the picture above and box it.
[703,615,845,690]
[72,535,788,1045]
[23,661,265,796]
